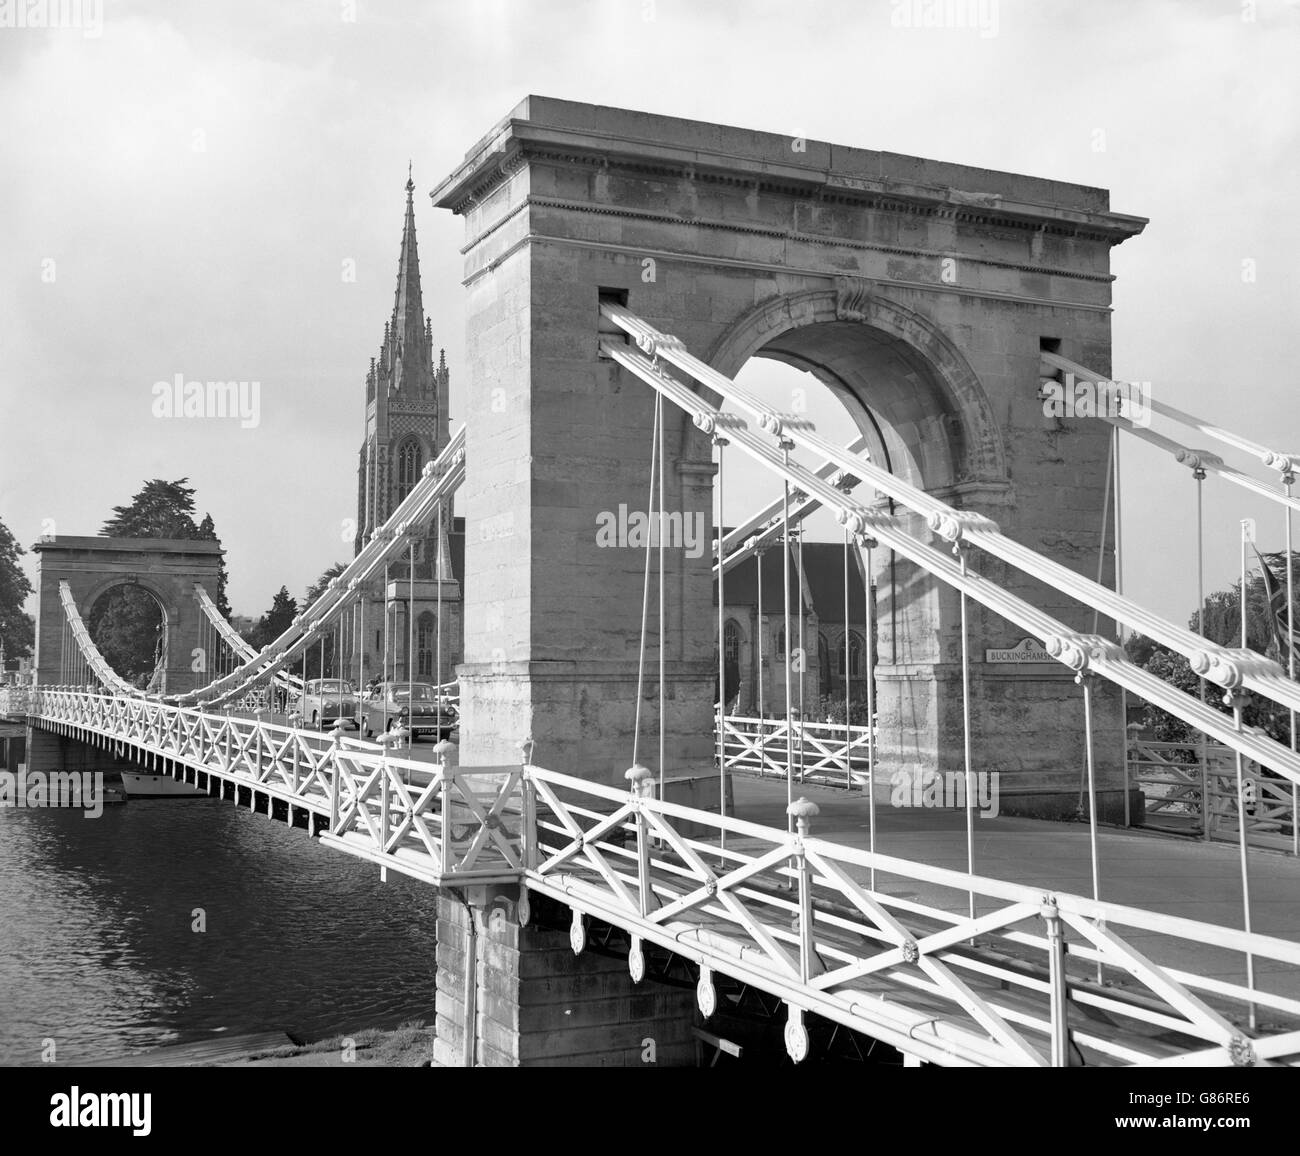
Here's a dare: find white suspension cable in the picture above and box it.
[659,389,667,802]
[862,535,877,889]
[781,443,794,829]
[959,548,975,923]
[714,431,728,859]
[600,314,1300,719]
[843,529,851,790]
[599,326,1300,789]
[632,395,661,771]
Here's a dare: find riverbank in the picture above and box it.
[218,1021,437,1067]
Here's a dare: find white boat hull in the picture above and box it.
[119,771,206,799]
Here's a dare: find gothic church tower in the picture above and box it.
[354,172,461,683]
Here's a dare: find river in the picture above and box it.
[0,794,440,1064]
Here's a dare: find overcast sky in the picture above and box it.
[2,0,1298,632]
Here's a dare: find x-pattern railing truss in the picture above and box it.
[1131,740,1296,850]
[30,689,520,886]
[522,765,1300,1068]
[722,715,871,785]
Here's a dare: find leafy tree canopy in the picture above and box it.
[101,478,231,617]
[1132,551,1300,750]
[0,517,35,661]
[304,562,348,612]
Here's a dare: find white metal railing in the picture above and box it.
[30,688,519,885]
[720,714,871,788]
[523,763,1300,1067]
[1130,739,1297,853]
[0,685,29,716]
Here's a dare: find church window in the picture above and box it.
[397,438,423,502]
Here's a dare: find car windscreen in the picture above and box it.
[316,680,354,694]
[391,685,436,702]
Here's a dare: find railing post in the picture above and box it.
[253,709,265,780]
[520,739,537,874]
[1201,748,1212,842]
[1042,899,1068,1067]
[626,764,653,918]
[328,722,343,835]
[787,797,820,984]
[380,747,391,859]
[439,769,451,876]
[223,704,233,773]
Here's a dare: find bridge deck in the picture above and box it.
[732,776,1300,999]
[516,770,1300,1067]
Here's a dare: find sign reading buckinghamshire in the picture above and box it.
[985,637,1053,664]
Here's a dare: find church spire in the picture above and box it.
[390,168,427,391]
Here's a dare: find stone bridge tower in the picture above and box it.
[31,536,223,695]
[432,97,1145,810]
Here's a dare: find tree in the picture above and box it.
[93,479,233,682]
[0,518,35,662]
[249,586,300,676]
[1123,632,1161,668]
[86,587,163,687]
[251,586,297,647]
[102,479,201,539]
[304,562,348,611]
[303,563,348,678]
[1133,552,1300,749]
[195,513,232,619]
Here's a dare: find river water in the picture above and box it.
[0,795,440,1064]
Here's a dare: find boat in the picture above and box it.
[118,771,207,799]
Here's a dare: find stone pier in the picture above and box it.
[433,887,696,1067]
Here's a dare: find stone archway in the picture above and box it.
[434,96,1141,787]
[31,536,223,695]
[702,287,1018,780]
[706,287,1008,491]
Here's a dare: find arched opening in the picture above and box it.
[837,630,864,680]
[417,611,436,679]
[707,290,1009,778]
[723,618,741,670]
[86,584,167,689]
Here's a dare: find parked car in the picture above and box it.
[361,681,458,741]
[299,678,360,729]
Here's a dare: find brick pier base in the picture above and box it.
[434,886,696,1067]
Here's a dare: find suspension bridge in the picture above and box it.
[11,97,1300,1068]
